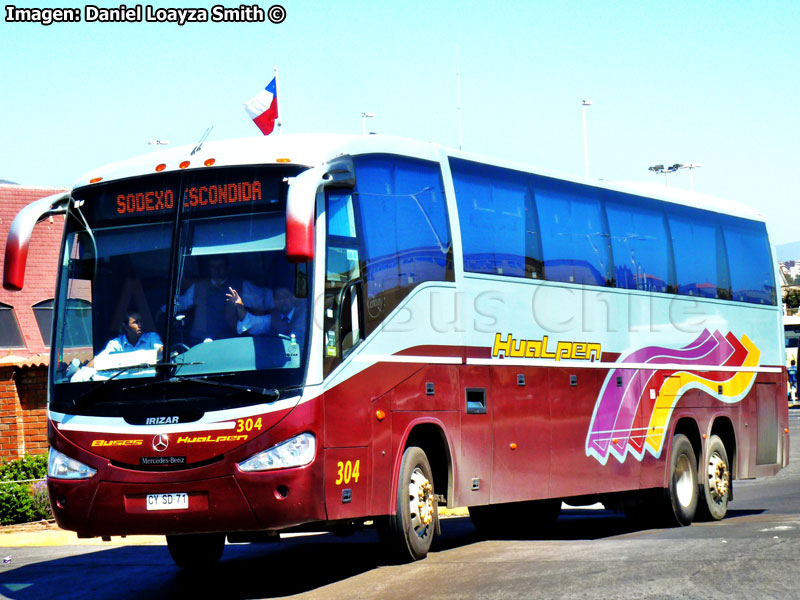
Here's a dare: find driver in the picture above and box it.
[66,311,162,382]
[98,311,163,356]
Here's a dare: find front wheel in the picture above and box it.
[378,446,437,562]
[697,435,730,521]
[166,533,225,570]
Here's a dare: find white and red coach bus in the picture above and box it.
[3,134,788,568]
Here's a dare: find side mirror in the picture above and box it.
[285,158,355,264]
[3,192,70,291]
[285,168,324,263]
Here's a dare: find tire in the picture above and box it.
[166,533,225,570]
[379,446,437,562]
[696,435,730,521]
[664,433,698,527]
[469,499,561,538]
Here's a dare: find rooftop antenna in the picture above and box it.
[191,126,214,155]
[148,139,170,150]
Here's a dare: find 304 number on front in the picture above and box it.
[335,460,360,485]
[146,492,189,511]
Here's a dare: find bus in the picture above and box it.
[786,315,800,402]
[3,134,789,568]
[786,315,800,364]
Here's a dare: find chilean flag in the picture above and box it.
[244,77,279,135]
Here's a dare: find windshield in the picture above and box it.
[51,165,310,414]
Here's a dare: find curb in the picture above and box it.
[0,522,164,547]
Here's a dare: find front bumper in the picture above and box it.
[49,461,326,537]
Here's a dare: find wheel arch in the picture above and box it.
[670,416,702,479]
[396,419,454,509]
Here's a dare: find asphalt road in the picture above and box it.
[1,410,799,600]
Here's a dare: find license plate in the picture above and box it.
[146,492,189,511]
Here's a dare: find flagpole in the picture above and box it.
[456,44,463,151]
[274,65,281,134]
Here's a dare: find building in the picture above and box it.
[0,183,66,459]
[781,260,800,282]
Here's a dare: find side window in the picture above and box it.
[667,207,731,299]
[328,191,357,238]
[0,303,24,349]
[605,193,673,293]
[353,154,453,336]
[722,216,776,305]
[533,176,613,286]
[450,158,543,279]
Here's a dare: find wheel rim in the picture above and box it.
[706,452,729,503]
[407,466,434,538]
[674,453,694,508]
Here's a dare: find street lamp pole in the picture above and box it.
[648,163,678,185]
[582,100,593,178]
[683,162,703,191]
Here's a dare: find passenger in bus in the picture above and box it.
[98,311,163,356]
[789,360,797,403]
[227,285,306,344]
[173,255,272,344]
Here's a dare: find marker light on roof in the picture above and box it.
[179,161,191,169]
[276,158,291,163]
[89,177,103,184]
[155,164,167,172]
[204,158,216,167]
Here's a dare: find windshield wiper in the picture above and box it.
[122,375,282,399]
[72,363,160,408]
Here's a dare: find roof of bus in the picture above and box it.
[72,133,765,223]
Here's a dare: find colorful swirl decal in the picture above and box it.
[585,329,760,465]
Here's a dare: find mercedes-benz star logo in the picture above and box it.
[152,434,169,452]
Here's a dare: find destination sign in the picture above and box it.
[74,165,303,225]
[116,180,263,215]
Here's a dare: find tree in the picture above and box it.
[784,288,800,310]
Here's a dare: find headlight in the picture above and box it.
[238,433,316,472]
[48,448,97,479]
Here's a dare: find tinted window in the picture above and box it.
[667,207,730,299]
[722,216,776,305]
[353,154,453,335]
[605,193,672,293]
[533,176,613,286]
[450,159,543,278]
[33,299,54,347]
[0,304,24,348]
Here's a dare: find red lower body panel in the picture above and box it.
[49,462,326,537]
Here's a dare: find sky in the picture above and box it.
[2,0,799,248]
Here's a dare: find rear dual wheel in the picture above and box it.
[697,435,730,521]
[627,434,699,527]
[666,434,699,526]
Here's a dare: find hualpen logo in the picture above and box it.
[492,333,601,362]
